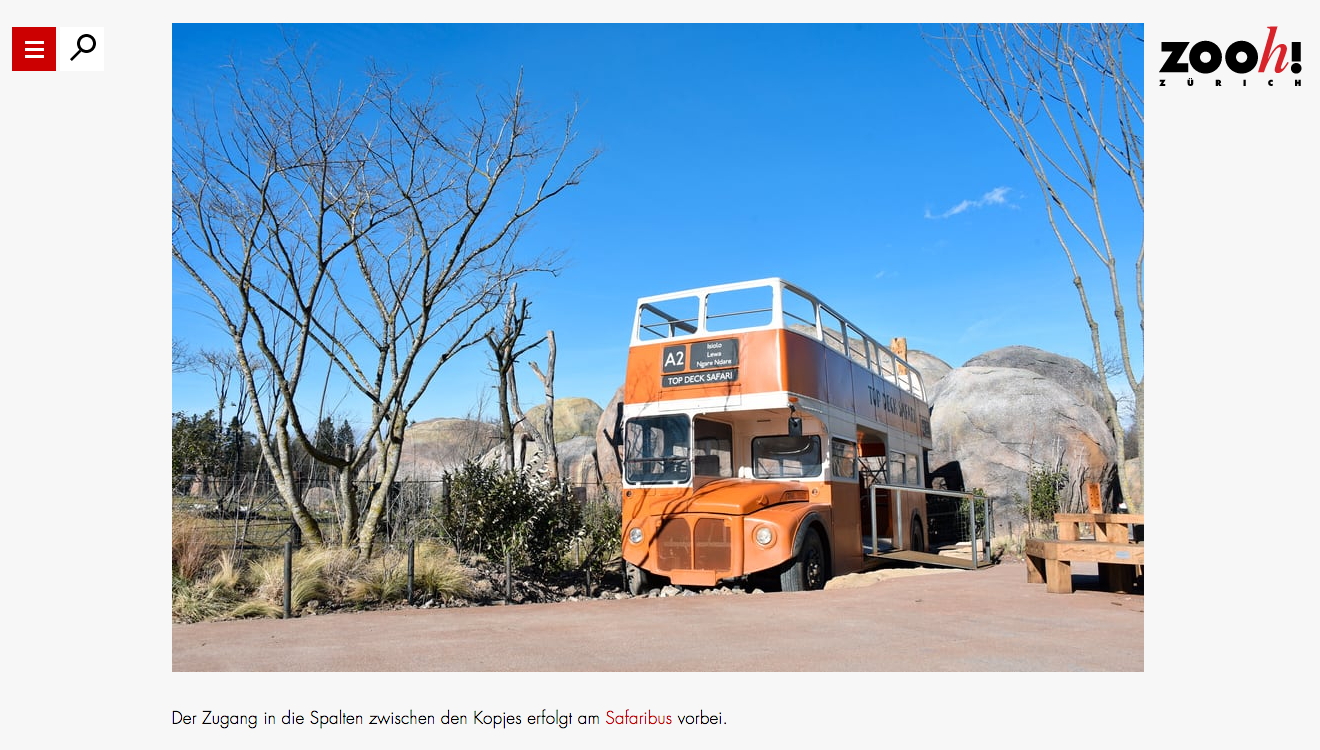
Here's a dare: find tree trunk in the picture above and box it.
[355,416,408,558]
[529,331,559,482]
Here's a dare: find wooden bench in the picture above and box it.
[1054,512,1143,543]
[1025,538,1144,594]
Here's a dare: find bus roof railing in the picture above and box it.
[638,302,698,338]
[631,278,926,401]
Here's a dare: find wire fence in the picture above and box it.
[172,471,623,563]
[175,471,1008,565]
[926,494,987,547]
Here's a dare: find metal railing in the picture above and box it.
[868,483,992,569]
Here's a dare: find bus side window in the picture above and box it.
[752,435,822,479]
[694,418,733,478]
[889,451,908,486]
[831,438,857,478]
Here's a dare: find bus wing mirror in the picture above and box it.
[788,416,802,437]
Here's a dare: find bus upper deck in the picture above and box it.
[625,278,929,438]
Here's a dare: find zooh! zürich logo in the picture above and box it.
[1158,26,1302,88]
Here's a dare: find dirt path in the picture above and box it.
[172,561,1142,671]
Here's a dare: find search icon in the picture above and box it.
[69,33,96,61]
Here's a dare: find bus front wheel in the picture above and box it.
[626,562,664,596]
[780,528,827,592]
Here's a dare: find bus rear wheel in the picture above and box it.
[780,528,827,592]
[910,516,926,553]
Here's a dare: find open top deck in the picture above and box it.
[631,277,926,401]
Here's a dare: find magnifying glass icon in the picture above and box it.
[69,33,97,61]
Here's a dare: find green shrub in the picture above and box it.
[1026,463,1069,525]
[573,493,622,577]
[438,460,582,573]
[957,488,990,536]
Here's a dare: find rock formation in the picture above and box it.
[525,397,605,443]
[927,353,1122,535]
[905,349,952,395]
[962,345,1116,432]
[594,385,626,493]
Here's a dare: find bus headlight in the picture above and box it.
[628,527,643,545]
[753,525,774,547]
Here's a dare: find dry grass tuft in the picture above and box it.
[172,572,246,623]
[172,514,221,580]
[229,600,283,619]
[412,542,473,601]
[173,538,475,621]
[346,551,409,604]
[209,551,241,591]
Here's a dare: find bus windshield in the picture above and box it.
[624,414,691,484]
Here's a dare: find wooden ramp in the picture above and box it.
[868,549,994,570]
[863,536,994,570]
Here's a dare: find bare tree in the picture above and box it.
[195,348,255,443]
[496,331,558,480]
[485,285,544,470]
[522,331,560,481]
[927,24,1144,507]
[173,343,255,513]
[485,286,560,480]
[173,40,596,556]
[172,338,195,374]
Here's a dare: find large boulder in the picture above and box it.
[557,436,602,499]
[471,401,607,489]
[477,433,605,500]
[525,397,604,442]
[398,399,606,490]
[963,346,1116,431]
[928,366,1119,536]
[398,417,499,479]
[1122,456,1143,513]
[595,385,626,493]
[906,349,953,395]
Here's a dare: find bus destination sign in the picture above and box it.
[660,338,740,388]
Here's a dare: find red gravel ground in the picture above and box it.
[172,560,1142,671]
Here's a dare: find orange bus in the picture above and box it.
[620,278,939,593]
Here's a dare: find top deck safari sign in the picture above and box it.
[661,338,739,388]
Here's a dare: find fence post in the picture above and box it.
[283,540,292,619]
[407,540,415,606]
[505,555,512,605]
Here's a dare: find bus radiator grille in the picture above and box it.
[656,517,730,572]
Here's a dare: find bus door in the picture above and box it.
[858,439,889,551]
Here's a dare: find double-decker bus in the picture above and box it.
[619,278,940,593]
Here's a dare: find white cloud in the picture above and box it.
[925,186,1014,219]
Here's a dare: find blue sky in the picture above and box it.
[172,23,1144,430]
